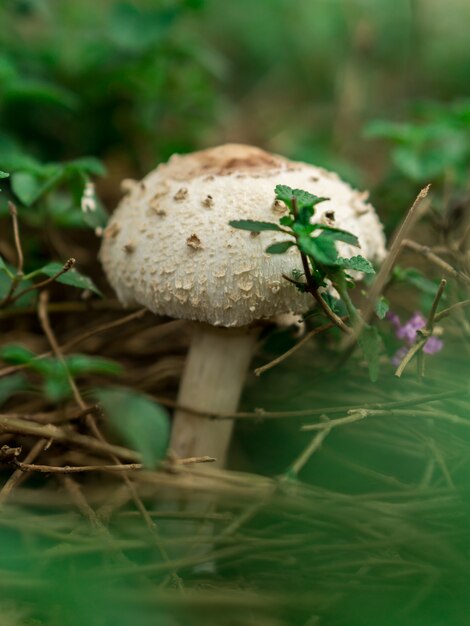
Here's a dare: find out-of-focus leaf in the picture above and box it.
[266,241,295,254]
[66,157,106,177]
[358,325,382,382]
[375,296,390,320]
[66,354,122,377]
[96,388,170,468]
[0,374,28,406]
[4,79,78,110]
[0,344,36,365]
[36,262,102,295]
[10,171,42,205]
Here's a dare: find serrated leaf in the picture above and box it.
[358,324,382,382]
[96,388,170,468]
[275,184,328,211]
[314,225,360,247]
[299,234,339,265]
[229,220,282,232]
[375,296,390,320]
[37,262,102,295]
[338,255,375,274]
[265,241,295,254]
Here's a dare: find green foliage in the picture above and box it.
[96,388,170,468]
[0,344,122,402]
[229,220,283,232]
[375,296,390,320]
[265,241,295,254]
[231,185,383,380]
[338,255,376,274]
[31,262,102,295]
[366,101,470,186]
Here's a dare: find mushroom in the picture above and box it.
[100,144,386,468]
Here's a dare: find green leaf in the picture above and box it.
[66,354,123,377]
[299,234,338,265]
[279,215,294,227]
[314,225,360,247]
[274,184,295,206]
[229,220,282,232]
[11,171,42,205]
[275,184,328,211]
[96,388,170,468]
[0,256,13,277]
[375,296,390,320]
[0,344,36,365]
[66,157,106,177]
[394,267,442,296]
[338,255,375,274]
[358,325,382,382]
[265,241,295,254]
[0,374,28,407]
[36,262,102,295]
[0,171,9,179]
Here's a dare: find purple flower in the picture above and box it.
[423,335,444,355]
[387,310,444,365]
[396,312,427,344]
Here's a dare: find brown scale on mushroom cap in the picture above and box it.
[100,143,387,327]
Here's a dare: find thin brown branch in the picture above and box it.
[0,439,47,506]
[36,292,182,588]
[434,298,470,323]
[254,320,340,376]
[362,186,431,323]
[153,385,468,421]
[0,202,25,307]
[395,279,447,378]
[13,455,215,474]
[0,308,149,380]
[9,258,76,305]
[402,239,470,286]
[9,201,24,274]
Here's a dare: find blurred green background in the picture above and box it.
[1,1,470,625]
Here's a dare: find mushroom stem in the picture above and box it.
[170,324,258,467]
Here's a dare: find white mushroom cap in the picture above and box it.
[100,144,386,327]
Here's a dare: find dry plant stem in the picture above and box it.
[254,319,343,376]
[170,324,258,467]
[0,307,148,380]
[13,456,214,474]
[343,186,431,352]
[0,298,126,320]
[8,258,76,305]
[154,385,468,421]
[395,279,447,378]
[0,438,47,506]
[0,202,24,307]
[37,292,181,587]
[402,239,470,287]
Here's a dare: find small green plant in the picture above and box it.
[230,185,382,380]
